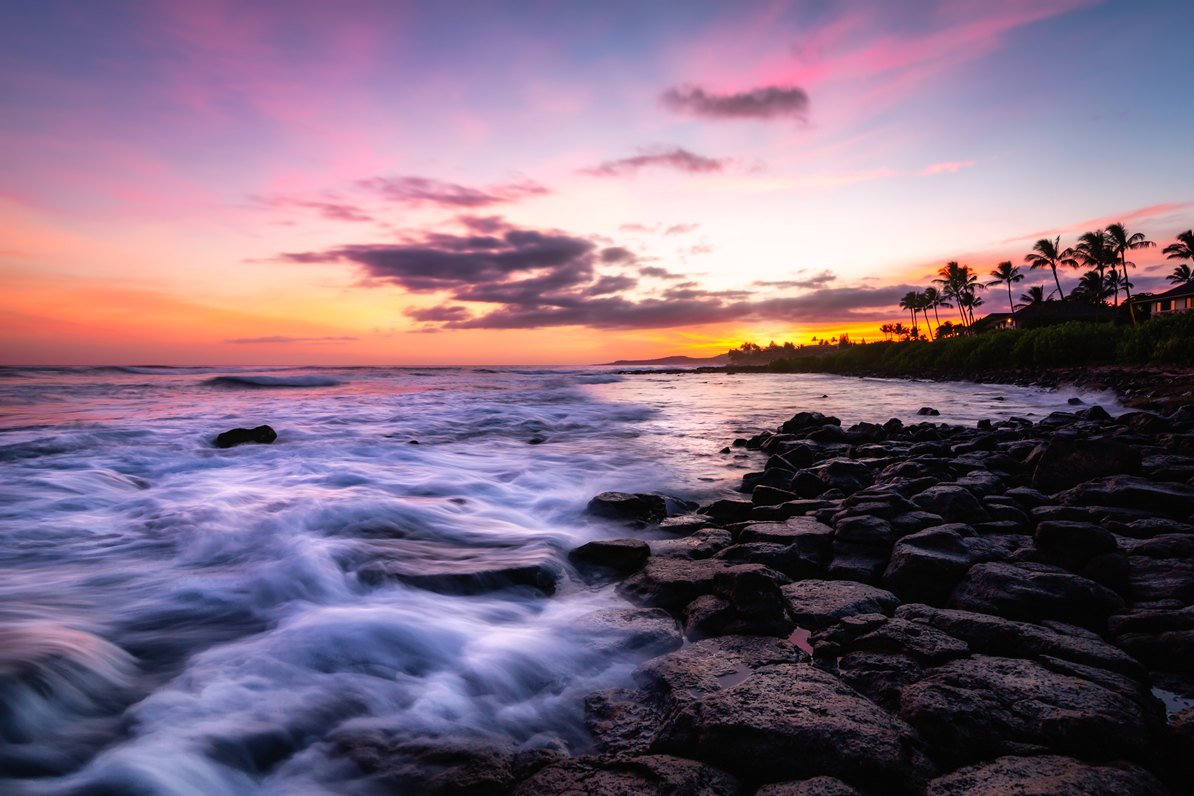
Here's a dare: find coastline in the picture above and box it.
[512,388,1194,794]
[615,364,1194,414]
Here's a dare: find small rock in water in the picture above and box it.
[917,407,940,416]
[408,439,420,445]
[586,492,667,526]
[1068,397,1085,405]
[569,539,650,572]
[215,425,277,448]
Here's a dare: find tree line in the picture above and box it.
[879,226,1194,341]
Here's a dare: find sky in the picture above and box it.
[2,0,1193,366]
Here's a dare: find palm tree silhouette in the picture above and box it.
[1073,230,1116,319]
[986,261,1024,317]
[933,261,984,331]
[1167,263,1193,285]
[1024,237,1076,300]
[1106,223,1154,323]
[1163,231,1194,275]
[899,291,921,338]
[1016,285,1048,322]
[922,286,945,336]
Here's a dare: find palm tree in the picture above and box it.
[1016,285,1048,322]
[1106,223,1154,323]
[986,261,1024,317]
[1024,237,1076,300]
[1073,230,1116,318]
[1163,230,1194,270]
[1167,263,1193,285]
[1070,270,1110,305]
[892,323,909,341]
[933,261,984,331]
[899,291,921,339]
[922,286,945,336]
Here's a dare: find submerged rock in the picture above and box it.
[215,425,277,448]
[568,539,650,572]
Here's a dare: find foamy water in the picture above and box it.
[0,365,1120,793]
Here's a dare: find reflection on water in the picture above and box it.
[0,365,1119,794]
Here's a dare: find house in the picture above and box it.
[975,301,1102,331]
[1135,282,1194,315]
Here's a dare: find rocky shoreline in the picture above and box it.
[513,394,1194,795]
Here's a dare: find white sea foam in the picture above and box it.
[0,365,1123,794]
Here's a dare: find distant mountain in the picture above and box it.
[595,354,731,366]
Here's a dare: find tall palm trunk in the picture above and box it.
[1050,264,1063,300]
[1122,252,1137,324]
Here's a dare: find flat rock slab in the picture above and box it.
[1032,438,1143,495]
[756,777,862,796]
[635,635,808,704]
[896,604,1145,679]
[781,580,900,630]
[570,608,684,657]
[924,754,1169,796]
[651,662,935,794]
[899,655,1153,767]
[649,529,734,561]
[513,754,740,796]
[569,538,650,572]
[617,558,788,612]
[1057,475,1194,520]
[948,562,1125,630]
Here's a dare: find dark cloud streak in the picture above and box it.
[359,176,549,207]
[662,84,809,120]
[581,147,727,177]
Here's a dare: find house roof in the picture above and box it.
[1133,281,1194,303]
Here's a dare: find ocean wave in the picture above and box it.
[203,374,342,388]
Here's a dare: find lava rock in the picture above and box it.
[650,528,733,561]
[617,559,788,612]
[923,755,1169,796]
[586,492,667,526]
[781,580,900,630]
[756,777,863,796]
[215,425,277,448]
[569,539,651,572]
[899,655,1154,767]
[896,604,1145,679]
[912,485,992,525]
[650,662,935,794]
[1032,438,1143,495]
[513,755,741,796]
[1056,475,1194,520]
[837,651,925,712]
[949,562,1125,630]
[917,408,940,416]
[817,460,874,496]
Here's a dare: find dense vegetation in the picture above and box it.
[765,311,1194,375]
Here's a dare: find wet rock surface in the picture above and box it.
[560,397,1194,796]
[215,424,277,448]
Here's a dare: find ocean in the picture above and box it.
[0,365,1121,794]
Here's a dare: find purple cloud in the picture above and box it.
[662,84,809,120]
[359,176,549,207]
[581,147,728,177]
[752,270,838,289]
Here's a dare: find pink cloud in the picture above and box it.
[920,160,976,175]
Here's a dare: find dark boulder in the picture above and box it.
[657,515,714,535]
[1034,520,1118,563]
[650,528,733,561]
[782,412,839,433]
[838,617,971,666]
[1057,475,1194,520]
[791,470,830,498]
[807,424,849,443]
[899,655,1154,767]
[700,499,755,524]
[742,469,795,494]
[834,514,894,547]
[569,539,650,572]
[752,486,799,506]
[1120,411,1173,435]
[587,492,667,526]
[923,755,1169,796]
[617,559,789,612]
[650,661,935,794]
[738,517,835,557]
[912,485,992,525]
[817,460,874,496]
[1032,438,1143,495]
[1003,486,1052,510]
[682,595,737,640]
[837,651,925,712]
[949,562,1126,630]
[756,777,863,796]
[1108,604,1194,674]
[882,525,1016,606]
[826,544,890,584]
[360,554,560,597]
[513,754,741,796]
[714,542,821,581]
[781,580,900,630]
[215,425,277,448]
[846,422,886,444]
[917,407,940,416]
[896,604,1145,679]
